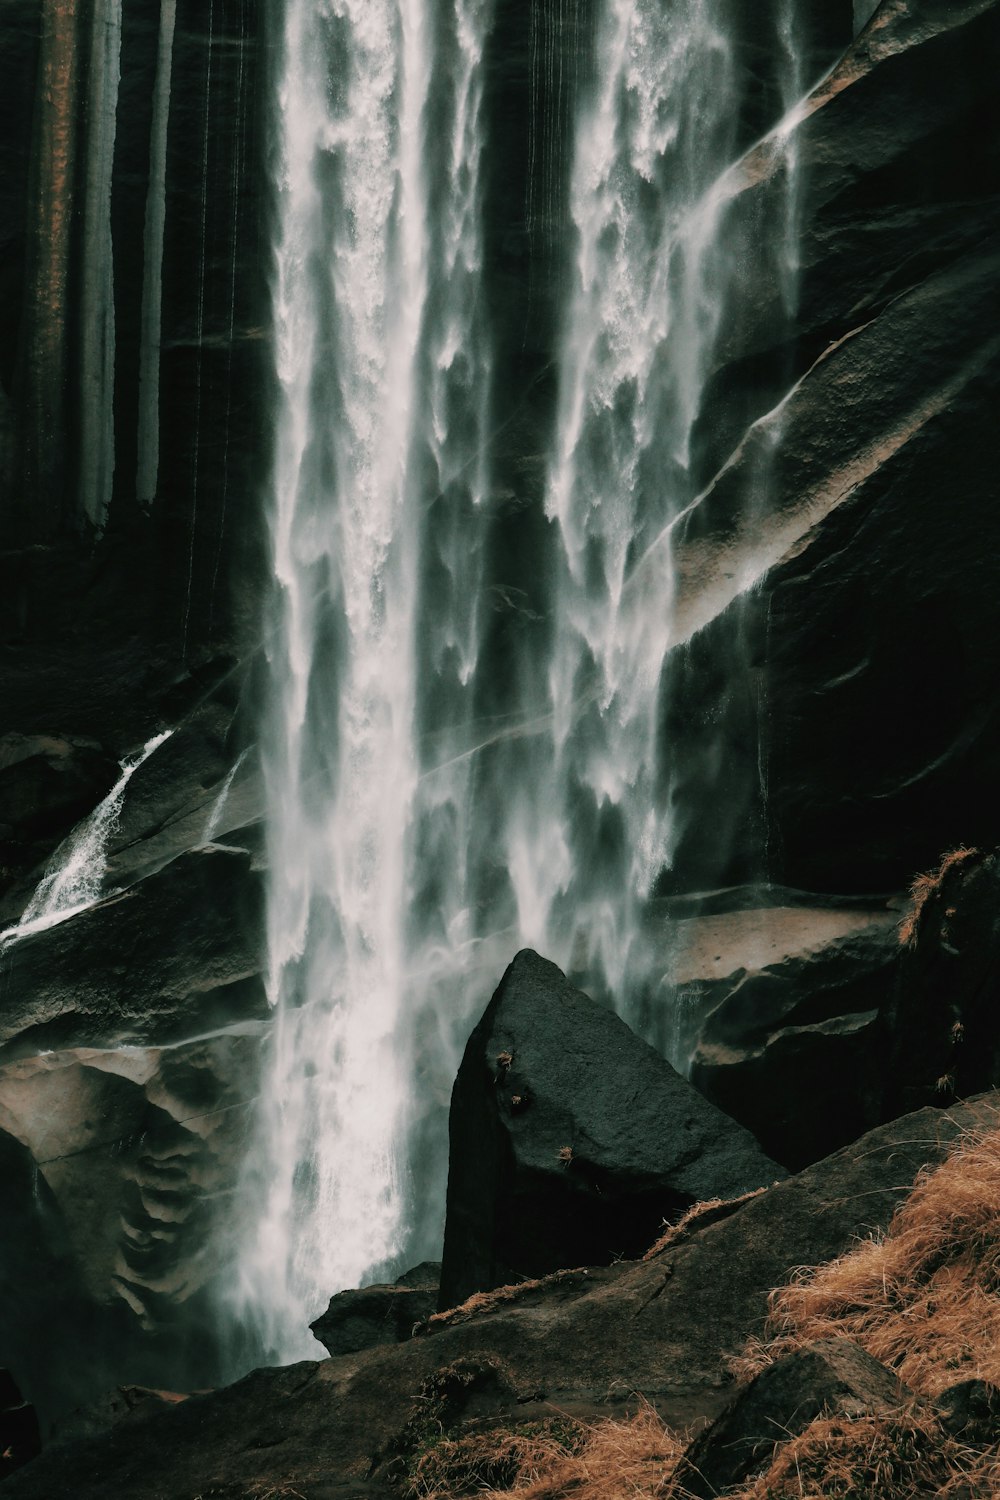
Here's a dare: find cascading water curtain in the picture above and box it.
[230,0,493,1363]
[231,0,813,1365]
[506,0,745,1022]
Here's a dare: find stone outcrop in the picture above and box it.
[885,847,1000,1115]
[682,903,899,1167]
[438,950,786,1309]
[6,1093,998,1499]
[673,1338,910,1498]
[310,1265,441,1359]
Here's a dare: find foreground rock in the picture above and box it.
[311,1264,440,1358]
[674,1338,910,1498]
[438,950,784,1308]
[6,1094,998,1500]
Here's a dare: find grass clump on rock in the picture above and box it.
[412,1124,1000,1499]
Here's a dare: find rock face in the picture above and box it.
[684,905,899,1168]
[674,1338,910,1498]
[5,1093,997,1500]
[438,950,784,1310]
[662,0,1000,898]
[0,1370,41,1479]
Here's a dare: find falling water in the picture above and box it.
[237,0,816,1360]
[234,0,493,1360]
[1,731,173,946]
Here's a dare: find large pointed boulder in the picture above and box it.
[438,950,784,1309]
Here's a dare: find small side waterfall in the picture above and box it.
[235,0,818,1362]
[1,731,173,946]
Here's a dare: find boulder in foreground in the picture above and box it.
[438,950,784,1309]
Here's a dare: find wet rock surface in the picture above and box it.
[685,908,899,1168]
[438,950,786,1309]
[663,0,1000,898]
[6,1093,999,1500]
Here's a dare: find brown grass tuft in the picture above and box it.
[643,1190,766,1261]
[898,845,979,948]
[737,1407,1000,1499]
[468,1404,684,1500]
[404,1418,585,1498]
[748,1124,1000,1396]
[430,1269,590,1331]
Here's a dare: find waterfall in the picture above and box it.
[512,0,744,1016]
[234,0,493,1361]
[236,0,814,1362]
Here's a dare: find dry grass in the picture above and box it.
[745,1124,1000,1396]
[643,1191,765,1261]
[450,1404,684,1500]
[898,845,979,948]
[736,1409,999,1499]
[429,1270,589,1331]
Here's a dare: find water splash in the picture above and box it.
[509,0,743,1014]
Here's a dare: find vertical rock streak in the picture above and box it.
[135,0,177,508]
[79,0,123,533]
[23,0,82,537]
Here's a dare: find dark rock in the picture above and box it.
[0,1371,41,1478]
[438,950,785,1309]
[674,1338,910,1497]
[50,1386,190,1448]
[5,1093,998,1500]
[935,1379,1000,1443]
[0,733,118,844]
[310,1282,439,1359]
[658,0,1000,901]
[885,848,1000,1116]
[686,910,898,1168]
[394,1261,441,1291]
[0,842,266,1058]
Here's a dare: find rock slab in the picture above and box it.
[438,949,784,1309]
[311,1265,440,1358]
[674,1338,910,1497]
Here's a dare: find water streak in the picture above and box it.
[2,731,173,947]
